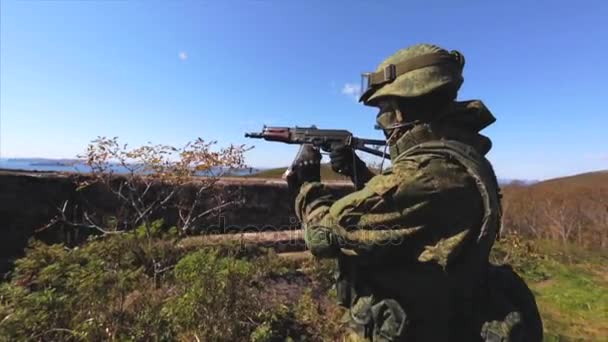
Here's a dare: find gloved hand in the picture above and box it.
[329,145,367,177]
[481,312,525,342]
[284,144,321,194]
[330,145,374,189]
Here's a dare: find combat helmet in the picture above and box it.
[359,44,465,105]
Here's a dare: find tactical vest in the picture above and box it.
[399,141,542,341]
[400,140,506,340]
[394,139,503,262]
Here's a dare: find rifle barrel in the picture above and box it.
[244,132,264,138]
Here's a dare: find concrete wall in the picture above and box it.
[0,170,353,270]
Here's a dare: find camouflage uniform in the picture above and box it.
[292,44,541,341]
[296,101,501,341]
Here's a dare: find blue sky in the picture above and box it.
[1,0,606,180]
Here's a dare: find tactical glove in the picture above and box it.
[481,312,525,342]
[284,144,321,194]
[330,145,374,189]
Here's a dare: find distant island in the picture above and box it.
[6,158,82,166]
[1,158,265,176]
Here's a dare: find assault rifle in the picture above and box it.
[245,125,389,159]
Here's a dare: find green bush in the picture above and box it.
[0,230,179,341]
[0,226,345,341]
[165,249,261,340]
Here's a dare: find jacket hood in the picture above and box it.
[389,100,496,159]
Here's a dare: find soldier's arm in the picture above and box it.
[295,159,438,258]
[295,157,482,263]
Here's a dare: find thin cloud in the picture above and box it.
[178,51,188,61]
[341,82,361,101]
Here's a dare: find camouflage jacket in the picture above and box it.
[294,100,502,341]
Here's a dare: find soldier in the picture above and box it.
[285,43,542,341]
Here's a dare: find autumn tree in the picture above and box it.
[44,136,251,237]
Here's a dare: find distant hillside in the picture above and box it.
[501,169,607,248]
[532,170,608,189]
